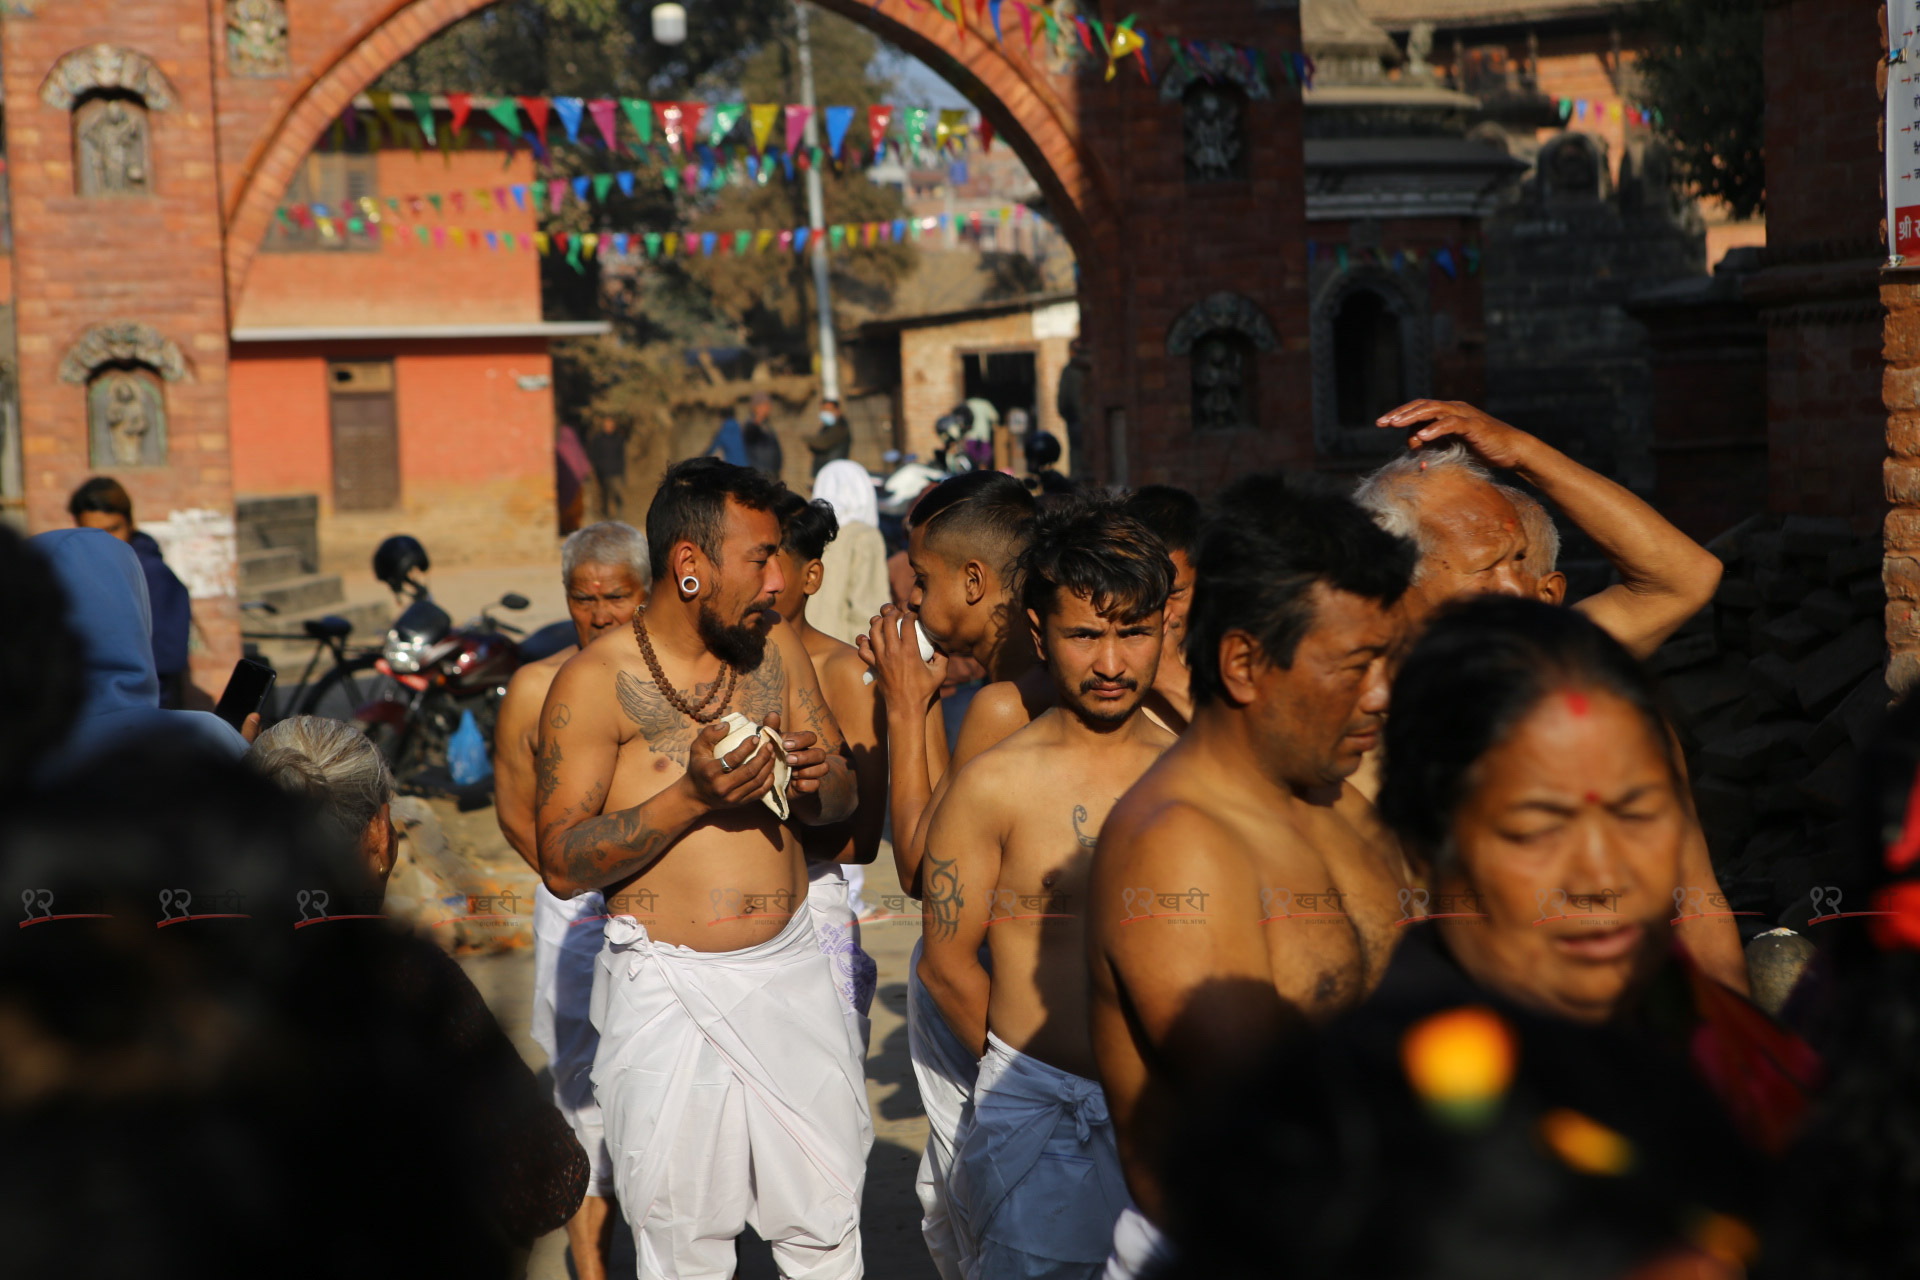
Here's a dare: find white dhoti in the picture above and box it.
[952,1032,1132,1280]
[591,904,874,1280]
[1103,1206,1173,1280]
[909,938,981,1280]
[805,861,878,1059]
[530,882,613,1197]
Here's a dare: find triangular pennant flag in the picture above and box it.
[869,104,894,157]
[979,116,994,153]
[621,98,653,146]
[449,190,466,214]
[492,186,509,212]
[937,109,967,152]
[485,98,521,138]
[518,96,551,144]
[810,145,824,171]
[1335,244,1349,271]
[1434,246,1457,278]
[784,104,812,155]
[824,105,855,159]
[755,229,774,253]
[779,229,794,252]
[511,184,526,210]
[485,230,499,250]
[829,224,845,249]
[617,171,634,197]
[645,232,662,258]
[989,0,1003,40]
[533,231,550,255]
[427,193,443,214]
[572,176,591,201]
[1017,0,1038,55]
[735,229,752,255]
[661,232,677,256]
[709,102,747,145]
[442,93,471,141]
[552,96,585,144]
[701,231,716,257]
[750,103,780,153]
[530,179,547,208]
[795,226,811,253]
[682,102,707,146]
[656,102,685,154]
[1106,20,1142,80]
[662,166,680,191]
[903,107,931,159]
[582,233,599,256]
[407,93,437,145]
[589,99,620,149]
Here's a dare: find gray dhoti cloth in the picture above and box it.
[951,1031,1131,1280]
[592,905,873,1279]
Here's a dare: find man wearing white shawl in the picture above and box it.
[810,460,893,649]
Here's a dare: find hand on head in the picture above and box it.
[1376,399,1534,471]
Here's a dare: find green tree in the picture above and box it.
[1635,0,1765,218]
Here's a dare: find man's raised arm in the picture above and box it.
[1380,400,1722,656]
[534,653,776,898]
[859,604,950,895]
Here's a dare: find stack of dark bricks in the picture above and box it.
[1656,514,1888,931]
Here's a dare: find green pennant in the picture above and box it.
[408,92,436,146]
[566,239,584,273]
[734,229,752,255]
[928,0,953,17]
[810,145,824,171]
[347,216,365,235]
[1087,16,1108,53]
[485,98,522,138]
[645,232,662,258]
[592,172,613,202]
[662,167,680,192]
[531,180,547,206]
[1170,36,1194,79]
[620,98,652,146]
[709,102,747,146]
[416,226,430,246]
[829,224,845,248]
[1335,244,1350,271]
[427,193,443,214]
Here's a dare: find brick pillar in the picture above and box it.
[5,11,240,699]
[1884,283,1920,693]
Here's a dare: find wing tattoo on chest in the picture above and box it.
[615,645,788,766]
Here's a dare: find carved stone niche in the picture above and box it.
[1534,130,1611,208]
[60,323,191,468]
[42,46,177,198]
[1168,293,1279,432]
[1310,266,1430,458]
[1161,46,1270,184]
[227,0,290,78]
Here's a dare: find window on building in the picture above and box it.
[1332,288,1405,429]
[328,360,399,511]
[264,152,381,253]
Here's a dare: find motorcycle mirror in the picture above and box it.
[500,593,530,610]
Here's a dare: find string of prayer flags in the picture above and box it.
[708,102,747,147]
[1556,97,1660,127]
[1107,17,1143,82]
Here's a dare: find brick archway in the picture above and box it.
[222,0,1118,312]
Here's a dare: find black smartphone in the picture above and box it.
[214,657,278,731]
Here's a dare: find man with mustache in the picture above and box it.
[1088,477,1418,1278]
[922,495,1176,1279]
[535,458,866,1279]
[493,520,649,1280]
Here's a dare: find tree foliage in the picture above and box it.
[1634,0,1766,219]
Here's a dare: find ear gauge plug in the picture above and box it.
[680,575,699,594]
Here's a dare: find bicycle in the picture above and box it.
[239,603,398,726]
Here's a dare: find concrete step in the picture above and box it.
[236,493,319,574]
[251,572,346,616]
[239,546,304,592]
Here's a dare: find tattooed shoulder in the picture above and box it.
[923,851,964,942]
[615,669,704,766]
[736,640,786,724]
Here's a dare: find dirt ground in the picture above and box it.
[438,798,938,1280]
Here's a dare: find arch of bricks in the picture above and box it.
[223,0,1119,314]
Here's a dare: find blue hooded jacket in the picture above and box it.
[32,528,247,778]
[129,529,191,677]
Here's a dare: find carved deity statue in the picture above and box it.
[1192,334,1249,430]
[75,98,150,196]
[89,369,167,467]
[227,0,290,77]
[1184,86,1245,182]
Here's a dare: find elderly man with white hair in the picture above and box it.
[491,520,649,1280]
[1357,399,1747,996]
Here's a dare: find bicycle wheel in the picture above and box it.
[298,653,395,720]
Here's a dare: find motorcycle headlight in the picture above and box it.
[383,632,433,674]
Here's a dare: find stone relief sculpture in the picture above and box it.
[40,45,176,111]
[1168,293,1278,432]
[75,98,151,196]
[227,0,290,77]
[1183,86,1246,182]
[88,369,167,467]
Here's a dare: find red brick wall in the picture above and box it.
[6,7,242,698]
[230,337,558,573]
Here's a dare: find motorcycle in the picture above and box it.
[348,535,572,791]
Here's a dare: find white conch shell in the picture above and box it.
[711,710,791,820]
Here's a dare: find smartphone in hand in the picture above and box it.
[214,657,278,731]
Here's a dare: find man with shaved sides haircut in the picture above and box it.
[859,467,1039,1280]
[1088,476,1419,1279]
[1355,399,1746,995]
[924,495,1177,1279]
[535,458,866,1279]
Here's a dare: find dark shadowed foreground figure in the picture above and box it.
[0,746,584,1280]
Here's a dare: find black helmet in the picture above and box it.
[372,535,429,592]
[1023,429,1062,470]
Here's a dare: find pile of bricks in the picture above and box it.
[1655,514,1888,930]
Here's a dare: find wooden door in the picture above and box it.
[328,360,399,511]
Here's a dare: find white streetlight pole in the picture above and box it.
[794,1,840,400]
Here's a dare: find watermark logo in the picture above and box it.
[1260,886,1348,925]
[985,888,1074,926]
[17,889,113,929]
[1805,886,1898,927]
[156,889,250,927]
[1118,886,1210,925]
[1533,888,1625,927]
[1395,887,1488,925]
[708,886,794,927]
[293,889,389,929]
[1670,887,1761,926]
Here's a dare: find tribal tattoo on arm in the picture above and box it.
[923,851,965,942]
[1073,804,1099,850]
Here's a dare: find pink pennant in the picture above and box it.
[785,104,812,155]
[588,98,621,151]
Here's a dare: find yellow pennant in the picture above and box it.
[749,103,780,153]
[1108,24,1143,80]
[533,231,551,255]
[754,229,774,253]
[450,227,467,248]
[664,232,680,257]
[582,233,599,256]
[936,108,968,151]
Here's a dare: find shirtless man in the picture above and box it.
[492,521,647,1280]
[1121,486,1201,734]
[535,459,866,1279]
[1087,477,1419,1276]
[1356,400,1746,994]
[925,497,1175,1279]
[857,468,1037,1280]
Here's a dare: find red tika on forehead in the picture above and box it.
[1564,691,1590,717]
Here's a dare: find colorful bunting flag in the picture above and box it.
[552,96,585,144]
[824,105,856,159]
[408,93,437,145]
[750,103,780,154]
[655,102,685,154]
[784,104,811,155]
[518,96,551,145]
[588,99,620,150]
[869,104,895,157]
[621,98,653,147]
